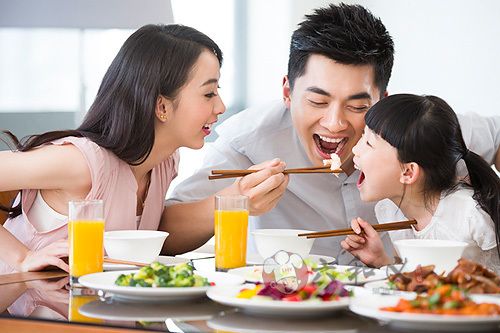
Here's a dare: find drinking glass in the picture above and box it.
[214,195,249,271]
[68,200,104,286]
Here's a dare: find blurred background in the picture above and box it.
[1,0,499,186]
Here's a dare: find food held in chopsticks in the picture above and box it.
[115,262,211,288]
[387,259,500,294]
[381,284,500,315]
[323,153,342,177]
[298,220,417,239]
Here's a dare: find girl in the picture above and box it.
[0,24,225,273]
[341,94,500,273]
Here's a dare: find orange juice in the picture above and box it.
[69,293,103,323]
[214,210,248,270]
[68,219,104,278]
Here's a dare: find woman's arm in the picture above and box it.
[0,143,90,271]
[0,227,69,272]
[0,144,91,193]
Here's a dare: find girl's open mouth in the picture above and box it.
[313,134,347,159]
[357,171,365,188]
[202,123,212,136]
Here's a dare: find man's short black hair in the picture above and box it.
[288,3,394,95]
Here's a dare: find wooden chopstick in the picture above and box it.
[298,220,417,239]
[0,271,68,286]
[211,165,331,174]
[103,258,148,267]
[209,166,342,180]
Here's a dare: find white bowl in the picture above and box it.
[251,229,315,259]
[104,230,169,264]
[393,239,467,274]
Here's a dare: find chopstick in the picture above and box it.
[298,220,417,239]
[209,166,342,180]
[103,258,148,267]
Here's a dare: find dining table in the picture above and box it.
[0,249,481,333]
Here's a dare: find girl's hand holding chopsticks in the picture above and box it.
[340,217,395,268]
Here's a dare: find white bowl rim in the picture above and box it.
[104,230,169,240]
[251,229,314,237]
[393,239,468,248]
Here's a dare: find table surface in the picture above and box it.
[0,253,460,333]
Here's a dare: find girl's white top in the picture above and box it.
[375,187,500,274]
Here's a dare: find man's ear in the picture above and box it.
[282,75,292,109]
[399,162,420,185]
[155,95,173,122]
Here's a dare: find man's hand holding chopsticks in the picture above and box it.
[217,158,289,215]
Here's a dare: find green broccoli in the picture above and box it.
[114,262,208,288]
[193,275,210,287]
[115,273,132,286]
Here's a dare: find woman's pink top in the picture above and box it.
[1,136,179,273]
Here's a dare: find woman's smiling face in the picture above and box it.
[166,49,226,149]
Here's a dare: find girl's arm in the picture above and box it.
[341,217,392,268]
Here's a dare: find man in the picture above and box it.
[161,4,500,263]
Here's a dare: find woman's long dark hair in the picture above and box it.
[1,24,223,218]
[365,93,500,257]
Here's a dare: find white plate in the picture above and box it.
[79,297,229,322]
[206,284,350,317]
[349,289,500,332]
[325,265,387,285]
[103,255,189,271]
[228,264,386,286]
[206,310,365,332]
[227,266,266,283]
[363,279,416,296]
[78,270,244,302]
[246,253,335,266]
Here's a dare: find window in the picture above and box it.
[0,29,133,116]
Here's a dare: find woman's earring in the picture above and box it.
[160,114,167,121]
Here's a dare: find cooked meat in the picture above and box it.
[388,259,499,294]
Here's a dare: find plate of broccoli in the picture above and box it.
[79,262,245,302]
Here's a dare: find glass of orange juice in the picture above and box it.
[214,195,248,271]
[68,200,105,286]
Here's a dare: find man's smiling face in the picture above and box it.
[283,54,382,175]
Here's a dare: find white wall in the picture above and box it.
[246,0,293,106]
[246,0,500,117]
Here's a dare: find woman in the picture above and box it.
[0,24,225,273]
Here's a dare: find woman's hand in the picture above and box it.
[219,158,289,215]
[341,217,391,268]
[19,239,69,273]
[25,276,70,304]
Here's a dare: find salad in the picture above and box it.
[237,269,351,302]
[115,262,211,288]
